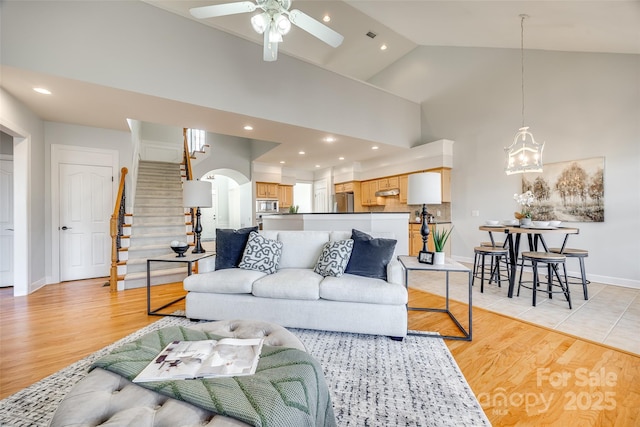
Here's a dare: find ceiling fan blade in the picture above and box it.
[263,30,278,61]
[287,9,344,48]
[190,1,256,19]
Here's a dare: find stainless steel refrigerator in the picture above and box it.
[335,192,354,213]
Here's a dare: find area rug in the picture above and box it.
[0,317,489,426]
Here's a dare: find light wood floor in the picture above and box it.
[1,280,638,426]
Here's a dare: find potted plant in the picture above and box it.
[430,224,453,264]
[514,191,535,225]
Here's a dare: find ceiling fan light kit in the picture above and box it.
[190,0,344,62]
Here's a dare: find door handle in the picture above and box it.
[5,228,13,231]
[60,226,72,230]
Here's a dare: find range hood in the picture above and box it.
[375,188,400,197]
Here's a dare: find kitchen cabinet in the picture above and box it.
[256,182,278,199]
[377,176,399,191]
[399,175,408,204]
[409,222,452,257]
[335,181,354,193]
[361,180,384,206]
[278,185,293,208]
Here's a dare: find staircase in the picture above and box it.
[122,161,191,289]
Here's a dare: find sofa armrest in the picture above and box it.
[196,255,216,273]
[386,258,404,286]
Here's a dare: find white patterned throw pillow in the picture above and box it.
[239,232,283,274]
[313,239,354,277]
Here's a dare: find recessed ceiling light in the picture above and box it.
[243,125,253,131]
[315,164,321,168]
[323,15,330,23]
[339,156,345,160]
[33,87,51,95]
[324,136,336,143]
[280,161,285,164]
[380,44,388,51]
[299,151,305,155]
[372,146,379,150]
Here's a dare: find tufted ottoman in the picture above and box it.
[49,320,306,427]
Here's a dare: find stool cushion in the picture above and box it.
[474,246,508,255]
[549,248,588,257]
[480,241,504,247]
[522,251,566,261]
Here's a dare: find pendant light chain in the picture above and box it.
[521,14,526,129]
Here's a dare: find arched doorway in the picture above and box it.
[195,168,251,241]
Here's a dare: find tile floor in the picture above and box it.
[407,261,640,355]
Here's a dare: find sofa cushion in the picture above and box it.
[239,232,283,274]
[252,269,322,300]
[277,231,330,269]
[313,239,354,277]
[215,226,258,270]
[344,229,397,280]
[183,268,266,293]
[320,274,408,305]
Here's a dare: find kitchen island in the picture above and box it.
[261,212,410,256]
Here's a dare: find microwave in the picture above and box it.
[256,200,279,213]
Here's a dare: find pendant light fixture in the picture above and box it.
[505,14,544,175]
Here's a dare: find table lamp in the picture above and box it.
[407,172,442,261]
[183,179,212,254]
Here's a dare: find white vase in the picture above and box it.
[434,252,445,265]
[520,218,532,226]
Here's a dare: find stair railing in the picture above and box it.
[109,167,128,292]
[183,128,193,181]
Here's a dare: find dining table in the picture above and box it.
[478,224,580,298]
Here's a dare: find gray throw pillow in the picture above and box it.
[314,239,354,277]
[215,226,259,270]
[344,229,397,280]
[239,231,283,274]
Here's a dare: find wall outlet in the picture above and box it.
[472,210,480,217]
[436,210,441,217]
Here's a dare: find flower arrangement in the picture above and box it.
[514,190,535,219]
[430,225,454,252]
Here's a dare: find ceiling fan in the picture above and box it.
[190,0,344,62]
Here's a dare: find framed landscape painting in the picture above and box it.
[522,157,604,222]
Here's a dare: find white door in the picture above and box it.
[314,181,327,213]
[201,188,218,239]
[59,164,112,281]
[0,159,14,287]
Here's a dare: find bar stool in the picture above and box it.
[472,246,510,292]
[549,248,590,300]
[517,251,571,308]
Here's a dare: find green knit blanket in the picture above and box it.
[90,326,336,427]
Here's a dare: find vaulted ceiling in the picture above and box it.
[2,1,638,171]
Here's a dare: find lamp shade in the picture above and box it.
[407,172,442,205]
[183,180,212,208]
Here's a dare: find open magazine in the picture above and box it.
[133,338,264,382]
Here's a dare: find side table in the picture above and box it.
[398,255,472,341]
[146,252,214,317]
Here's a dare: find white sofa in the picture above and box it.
[184,230,408,339]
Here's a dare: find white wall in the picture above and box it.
[44,123,132,282]
[0,87,46,294]
[371,46,640,287]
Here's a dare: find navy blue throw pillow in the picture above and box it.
[215,226,259,270]
[344,229,397,280]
